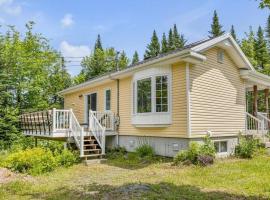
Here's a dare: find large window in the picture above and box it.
[156,76,168,112]
[137,78,152,113]
[135,75,169,114]
[105,89,111,111]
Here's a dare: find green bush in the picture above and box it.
[107,146,127,159]
[173,135,216,166]
[235,136,259,159]
[199,135,216,157]
[4,148,57,175]
[135,144,155,158]
[55,149,79,167]
[4,147,79,175]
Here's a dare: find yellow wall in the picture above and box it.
[118,63,187,138]
[64,80,117,123]
[189,48,246,137]
[64,62,188,138]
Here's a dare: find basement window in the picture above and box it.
[217,49,224,63]
[214,141,228,153]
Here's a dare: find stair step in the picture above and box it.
[81,154,103,158]
[84,149,101,152]
[84,144,99,147]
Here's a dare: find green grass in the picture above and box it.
[0,154,270,199]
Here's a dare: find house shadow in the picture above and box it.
[26,182,268,200]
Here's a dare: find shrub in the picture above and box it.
[173,142,200,165]
[173,135,216,166]
[135,144,155,158]
[107,146,127,159]
[4,148,57,175]
[55,149,79,167]
[199,135,216,157]
[235,136,259,159]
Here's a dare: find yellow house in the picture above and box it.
[20,33,270,158]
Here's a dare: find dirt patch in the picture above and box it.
[0,168,34,184]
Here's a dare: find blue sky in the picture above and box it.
[0,0,269,75]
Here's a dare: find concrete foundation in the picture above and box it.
[107,135,239,157]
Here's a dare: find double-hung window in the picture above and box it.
[156,76,168,112]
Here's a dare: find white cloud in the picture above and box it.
[0,0,22,16]
[61,14,74,28]
[60,41,91,75]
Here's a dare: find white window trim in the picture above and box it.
[213,140,228,155]
[133,73,171,115]
[131,65,172,126]
[104,88,111,111]
[84,91,98,123]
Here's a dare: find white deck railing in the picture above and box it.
[89,110,106,154]
[246,112,263,134]
[92,111,115,131]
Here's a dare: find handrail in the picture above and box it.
[89,110,106,154]
[69,109,84,157]
[245,112,263,136]
[257,112,270,130]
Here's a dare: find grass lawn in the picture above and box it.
[0,153,270,200]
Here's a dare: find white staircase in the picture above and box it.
[20,109,107,159]
[245,112,269,143]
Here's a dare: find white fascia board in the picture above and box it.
[240,70,270,87]
[59,49,206,95]
[191,33,254,71]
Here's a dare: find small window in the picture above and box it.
[137,78,152,113]
[156,75,168,112]
[214,141,228,153]
[105,89,111,111]
[217,50,224,63]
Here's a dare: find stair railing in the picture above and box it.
[68,109,84,157]
[245,112,263,136]
[89,110,106,154]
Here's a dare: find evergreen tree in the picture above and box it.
[265,15,270,49]
[255,26,269,69]
[94,34,103,51]
[209,10,225,37]
[144,30,160,59]
[173,24,186,49]
[118,51,129,70]
[132,51,139,64]
[168,28,174,51]
[230,25,238,42]
[161,33,168,53]
[241,27,258,67]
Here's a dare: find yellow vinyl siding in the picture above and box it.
[189,47,245,137]
[64,81,117,123]
[118,63,187,138]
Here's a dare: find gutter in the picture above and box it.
[58,49,206,96]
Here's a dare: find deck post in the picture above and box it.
[253,85,258,117]
[52,108,56,133]
[80,129,84,157]
[69,109,73,131]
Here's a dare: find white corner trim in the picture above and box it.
[186,63,191,137]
